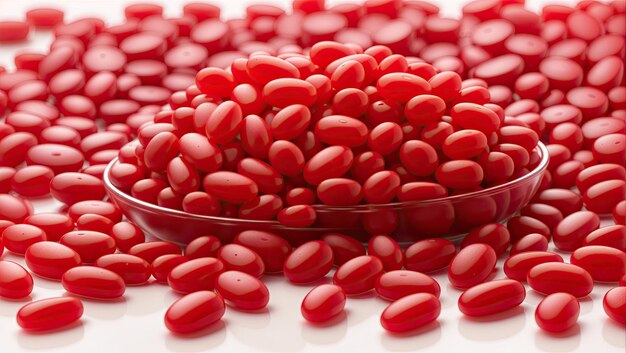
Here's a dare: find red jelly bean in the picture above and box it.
[399,140,439,177]
[448,244,497,289]
[0,260,33,298]
[553,211,601,252]
[2,224,46,255]
[375,270,440,301]
[584,179,626,214]
[321,233,366,266]
[504,251,564,282]
[263,78,317,108]
[151,254,189,283]
[184,236,221,259]
[25,241,81,280]
[215,270,269,310]
[535,293,580,332]
[233,230,291,273]
[532,189,583,216]
[0,194,32,223]
[168,257,225,294]
[95,254,151,285]
[333,255,384,295]
[304,146,354,185]
[203,171,259,204]
[164,291,225,334]
[217,244,265,278]
[404,238,456,273]
[583,225,626,251]
[17,297,83,331]
[301,284,346,322]
[367,235,403,271]
[570,246,626,282]
[603,287,626,325]
[435,160,484,189]
[510,233,549,256]
[461,223,510,256]
[284,240,334,283]
[527,262,593,298]
[0,21,30,42]
[62,266,126,299]
[458,279,526,317]
[60,230,116,263]
[129,241,181,264]
[24,213,73,242]
[110,222,145,253]
[380,293,440,332]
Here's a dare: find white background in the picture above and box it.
[0,0,624,352]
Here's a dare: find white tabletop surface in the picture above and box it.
[1,0,624,352]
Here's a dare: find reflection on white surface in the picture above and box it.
[534,324,582,353]
[458,306,527,341]
[16,322,85,350]
[379,321,442,352]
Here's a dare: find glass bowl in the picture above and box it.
[104,142,548,246]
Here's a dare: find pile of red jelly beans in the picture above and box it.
[0,0,625,336]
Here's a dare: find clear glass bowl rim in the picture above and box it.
[103,141,549,222]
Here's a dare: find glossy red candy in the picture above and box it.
[504,251,564,282]
[367,235,403,271]
[234,230,291,273]
[263,78,316,108]
[129,241,181,264]
[277,205,316,228]
[50,172,105,205]
[404,238,456,273]
[0,194,33,223]
[10,165,54,197]
[553,211,601,251]
[17,297,83,331]
[380,293,440,332]
[375,270,441,301]
[76,214,114,234]
[315,115,368,147]
[584,179,626,214]
[284,240,334,283]
[215,270,269,310]
[60,230,116,263]
[62,266,126,299]
[461,223,510,256]
[510,233,549,256]
[184,236,221,259]
[202,171,259,204]
[110,222,145,253]
[25,241,81,280]
[68,201,122,223]
[301,284,346,322]
[458,279,526,317]
[150,254,189,283]
[535,293,580,332]
[520,203,564,231]
[316,178,362,206]
[435,160,484,189]
[304,146,354,185]
[507,216,551,243]
[164,291,225,334]
[448,244,497,289]
[603,287,626,325]
[2,224,46,255]
[95,254,151,285]
[333,255,384,295]
[527,262,593,298]
[399,140,438,177]
[532,188,583,216]
[321,233,366,266]
[570,246,626,282]
[376,73,431,103]
[583,225,626,251]
[0,260,33,298]
[217,244,264,278]
[168,257,225,293]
